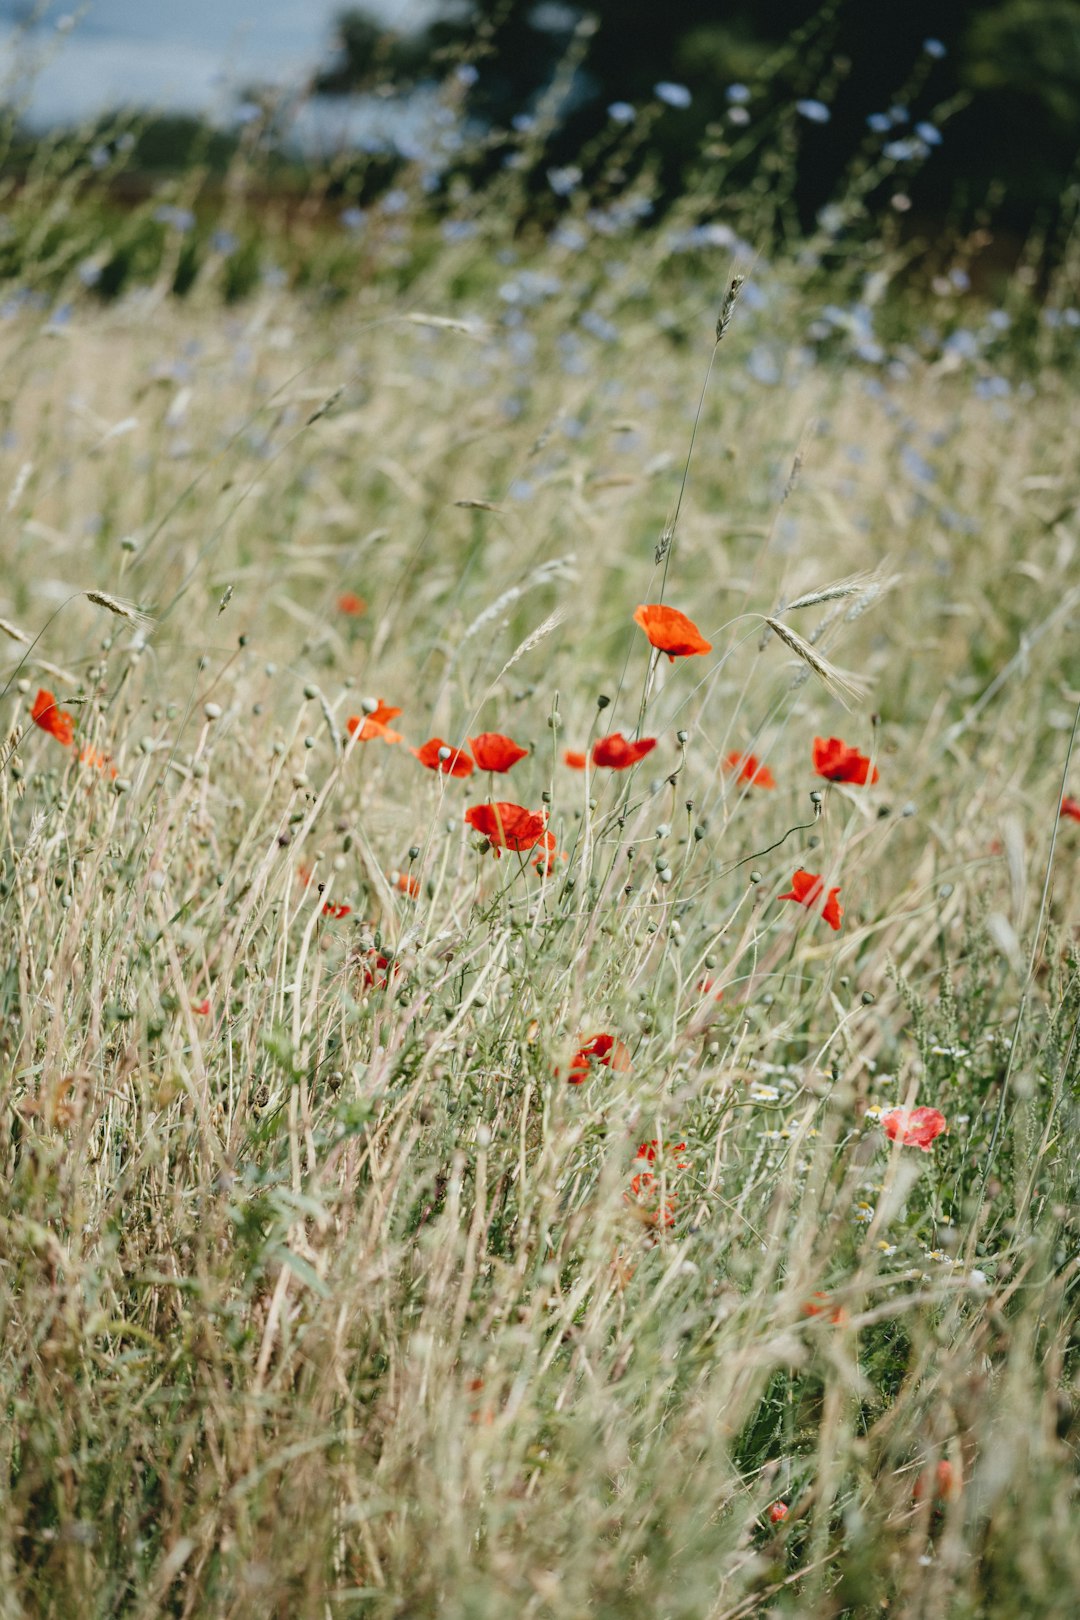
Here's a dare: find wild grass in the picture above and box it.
[0,209,1078,1620]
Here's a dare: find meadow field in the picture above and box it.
[1,155,1079,1617]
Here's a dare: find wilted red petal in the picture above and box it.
[633,603,712,661]
[468,732,529,772]
[724,751,776,789]
[1061,796,1080,822]
[778,869,843,931]
[881,1105,947,1151]
[192,998,211,1016]
[31,688,75,747]
[412,737,474,777]
[592,732,657,770]
[812,735,879,786]
[465,801,550,852]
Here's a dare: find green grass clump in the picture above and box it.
[0,208,1078,1620]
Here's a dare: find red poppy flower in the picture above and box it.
[31,688,75,747]
[563,749,587,769]
[78,744,117,777]
[633,1139,689,1168]
[768,1502,789,1524]
[468,732,529,772]
[412,738,474,777]
[627,1141,687,1227]
[592,732,657,770]
[812,736,879,786]
[390,869,421,897]
[566,1032,631,1083]
[724,751,776,789]
[697,976,724,1001]
[360,950,392,989]
[626,1174,677,1226]
[322,902,352,919]
[347,701,402,744]
[192,998,211,1016]
[633,603,712,661]
[801,1292,847,1325]
[881,1105,946,1151]
[913,1459,959,1503]
[779,869,843,931]
[337,592,366,616]
[1061,796,1080,822]
[465,801,554,856]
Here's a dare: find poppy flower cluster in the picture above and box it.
[779,869,843,931]
[625,1139,689,1228]
[881,1105,947,1151]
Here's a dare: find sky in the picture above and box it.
[0,0,441,127]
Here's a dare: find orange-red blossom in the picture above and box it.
[812,735,879,786]
[779,869,843,931]
[566,1032,631,1084]
[724,751,775,789]
[468,732,529,772]
[31,688,75,747]
[633,603,712,661]
[465,801,554,858]
[412,738,474,777]
[347,701,402,743]
[592,732,657,770]
[882,1106,947,1151]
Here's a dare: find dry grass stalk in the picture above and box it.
[763,614,871,706]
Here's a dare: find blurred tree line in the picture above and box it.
[315,0,1080,249]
